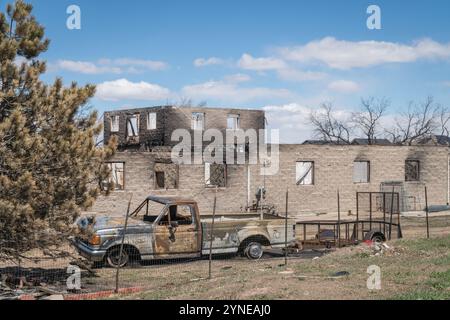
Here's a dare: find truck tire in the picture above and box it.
[106,247,130,268]
[364,231,386,244]
[243,242,264,260]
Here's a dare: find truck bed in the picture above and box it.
[200,213,285,223]
[200,213,296,255]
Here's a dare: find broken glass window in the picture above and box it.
[353,161,370,183]
[405,160,420,181]
[127,114,139,137]
[296,161,314,185]
[110,115,120,132]
[192,112,205,130]
[205,162,226,187]
[105,162,124,190]
[227,114,240,130]
[154,162,178,189]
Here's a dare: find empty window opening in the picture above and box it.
[296,161,314,185]
[205,162,226,187]
[159,205,194,226]
[155,171,165,189]
[110,115,120,132]
[147,112,157,130]
[105,162,125,190]
[405,160,420,181]
[353,161,370,183]
[154,162,178,189]
[227,114,240,130]
[127,114,139,137]
[192,112,205,130]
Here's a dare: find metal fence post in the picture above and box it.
[337,189,341,248]
[284,188,289,267]
[115,194,133,294]
[425,186,430,239]
[208,187,218,280]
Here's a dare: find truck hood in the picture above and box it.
[77,215,147,233]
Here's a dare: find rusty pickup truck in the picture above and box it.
[73,196,296,267]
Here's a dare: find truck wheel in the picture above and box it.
[106,247,129,268]
[371,234,385,244]
[364,231,386,244]
[244,242,264,260]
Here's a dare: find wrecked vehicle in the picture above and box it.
[72,196,296,267]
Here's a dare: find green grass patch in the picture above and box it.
[394,269,450,300]
[400,235,450,252]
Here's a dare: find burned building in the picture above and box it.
[104,106,265,150]
[89,106,450,220]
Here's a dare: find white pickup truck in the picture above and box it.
[73,196,296,267]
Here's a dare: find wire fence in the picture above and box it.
[1,187,450,300]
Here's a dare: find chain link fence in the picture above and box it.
[1,187,450,300]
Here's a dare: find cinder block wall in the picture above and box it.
[87,145,449,220]
[104,106,265,149]
[251,144,449,217]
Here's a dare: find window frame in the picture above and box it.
[127,114,140,137]
[191,112,205,131]
[353,161,370,184]
[105,161,125,190]
[110,115,120,133]
[227,114,240,130]
[204,162,227,188]
[296,161,315,186]
[405,160,420,182]
[147,112,157,130]
[154,162,179,190]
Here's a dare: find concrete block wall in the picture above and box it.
[104,106,265,150]
[87,144,450,220]
[251,144,449,218]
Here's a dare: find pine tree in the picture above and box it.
[0,1,117,261]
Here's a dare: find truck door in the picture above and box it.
[153,204,201,258]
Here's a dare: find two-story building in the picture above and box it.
[88,105,450,220]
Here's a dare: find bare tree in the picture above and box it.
[309,103,351,144]
[386,96,439,145]
[437,104,450,137]
[173,97,207,108]
[351,97,389,144]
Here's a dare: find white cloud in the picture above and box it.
[182,80,292,103]
[263,103,356,143]
[263,102,401,143]
[277,68,327,82]
[223,73,251,83]
[328,80,360,93]
[101,58,168,71]
[238,53,286,71]
[54,58,168,74]
[96,79,171,101]
[263,103,316,143]
[193,57,224,67]
[278,37,450,70]
[56,60,122,74]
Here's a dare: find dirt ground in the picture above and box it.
[1,214,449,300]
[101,215,450,300]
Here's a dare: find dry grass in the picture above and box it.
[98,215,450,300]
[1,215,448,300]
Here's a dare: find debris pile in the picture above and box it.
[0,259,95,300]
[355,241,403,257]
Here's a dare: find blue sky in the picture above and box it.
[7,0,450,142]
